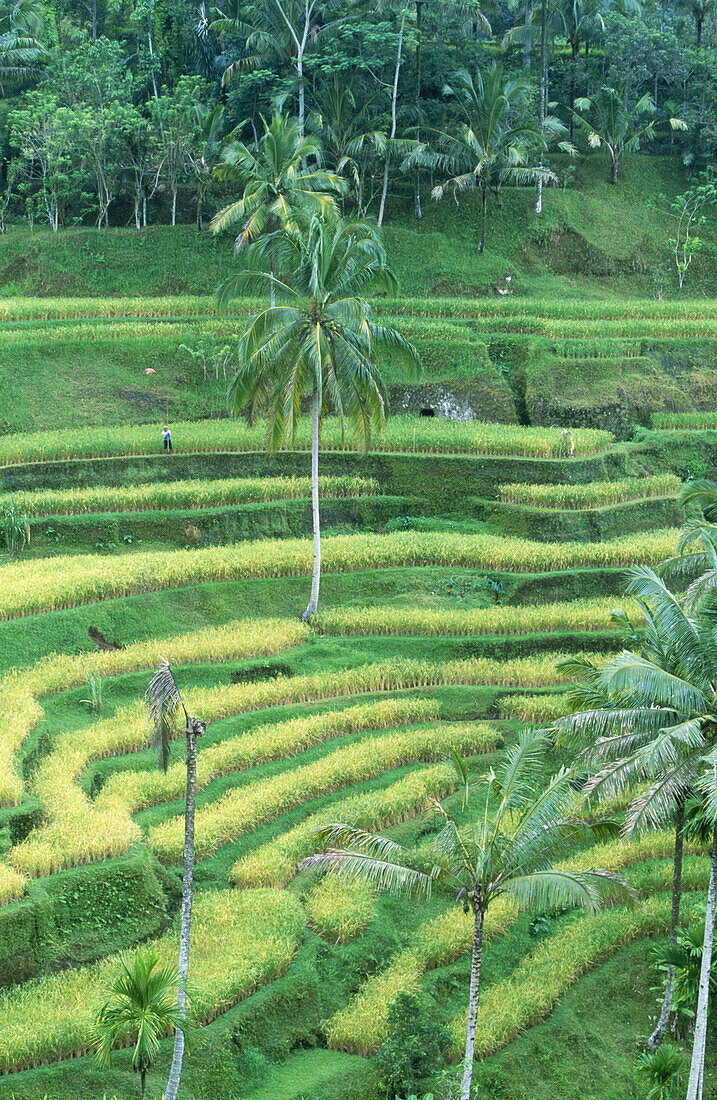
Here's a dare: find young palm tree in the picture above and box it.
[145,661,206,1100]
[93,948,184,1100]
[418,62,566,251]
[553,564,717,1064]
[572,86,686,184]
[300,732,634,1100]
[211,112,345,305]
[217,214,420,621]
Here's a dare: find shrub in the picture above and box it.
[636,1043,686,1100]
[376,994,450,1100]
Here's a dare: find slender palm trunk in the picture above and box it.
[686,825,717,1100]
[140,1068,147,1100]
[302,385,321,621]
[648,803,685,1048]
[460,907,484,1100]
[523,0,532,66]
[164,722,199,1100]
[478,177,488,253]
[414,0,423,222]
[535,0,547,215]
[377,9,406,228]
[610,154,619,185]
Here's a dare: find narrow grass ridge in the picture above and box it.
[498,475,680,509]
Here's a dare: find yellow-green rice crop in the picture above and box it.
[0,865,26,906]
[0,417,613,466]
[499,475,680,509]
[0,529,679,620]
[12,650,566,875]
[498,693,571,723]
[231,766,463,889]
[147,723,502,863]
[96,697,440,816]
[313,598,640,638]
[652,412,717,430]
[0,888,304,1073]
[0,617,308,808]
[1,476,378,517]
[306,878,376,944]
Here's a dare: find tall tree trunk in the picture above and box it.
[196,190,203,230]
[172,187,177,226]
[270,253,276,309]
[686,825,717,1100]
[478,177,487,253]
[298,50,305,138]
[648,803,685,1048]
[414,0,423,221]
[377,9,406,228]
[301,385,321,621]
[140,1068,146,1100]
[535,0,547,215]
[523,0,532,67]
[92,0,97,40]
[460,907,484,1100]
[164,722,199,1100]
[610,154,619,185]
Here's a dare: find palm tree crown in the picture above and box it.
[301,731,633,1100]
[211,112,345,250]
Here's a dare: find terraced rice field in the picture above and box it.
[0,407,704,1100]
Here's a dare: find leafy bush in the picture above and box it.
[376,994,449,1100]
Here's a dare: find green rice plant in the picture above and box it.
[0,500,29,554]
[0,888,304,1073]
[95,697,440,816]
[230,766,460,889]
[1,476,378,518]
[0,418,613,467]
[306,877,376,944]
[498,475,681,509]
[313,598,640,638]
[498,693,570,722]
[79,672,102,712]
[0,529,678,621]
[327,835,707,1056]
[0,617,308,808]
[652,412,717,431]
[146,723,502,864]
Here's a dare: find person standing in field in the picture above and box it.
[162,426,173,452]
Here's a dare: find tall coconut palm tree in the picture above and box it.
[300,733,634,1100]
[216,214,419,621]
[553,564,717,1071]
[416,62,567,251]
[211,112,345,305]
[93,948,184,1100]
[145,661,206,1100]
